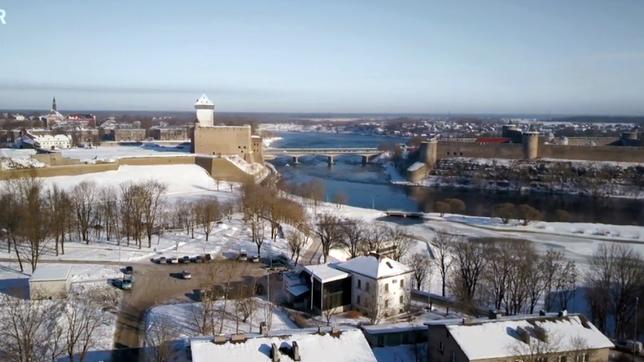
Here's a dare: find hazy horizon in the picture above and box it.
[1,1,644,114]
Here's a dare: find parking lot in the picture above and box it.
[113,258,270,352]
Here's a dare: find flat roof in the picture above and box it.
[304,264,349,283]
[30,265,71,282]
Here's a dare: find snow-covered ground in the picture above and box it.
[40,164,239,203]
[61,144,189,163]
[145,298,298,337]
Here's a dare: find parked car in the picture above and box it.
[250,256,260,263]
[121,278,133,290]
[204,253,213,262]
[158,257,167,264]
[167,257,178,264]
[181,270,192,280]
[179,256,190,264]
[124,266,133,274]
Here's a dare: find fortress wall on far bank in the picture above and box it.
[437,141,524,159]
[0,155,259,183]
[540,145,644,163]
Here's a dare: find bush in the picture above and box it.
[554,209,572,222]
[434,201,451,216]
[445,198,466,214]
[517,204,543,225]
[493,203,516,224]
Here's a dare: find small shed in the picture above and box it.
[29,265,71,299]
[304,264,351,314]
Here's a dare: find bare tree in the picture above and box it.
[340,219,365,258]
[0,294,66,362]
[71,181,97,243]
[408,253,431,290]
[141,180,167,248]
[47,185,72,256]
[387,226,413,261]
[286,224,310,265]
[314,213,344,263]
[97,186,119,242]
[431,231,455,297]
[195,197,220,241]
[15,178,49,271]
[450,239,488,311]
[144,315,179,362]
[63,287,118,362]
[586,244,643,338]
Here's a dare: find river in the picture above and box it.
[268,132,644,226]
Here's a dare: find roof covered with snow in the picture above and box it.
[407,161,426,172]
[190,327,376,362]
[30,265,71,282]
[334,256,411,279]
[442,315,613,360]
[194,94,214,106]
[305,264,349,283]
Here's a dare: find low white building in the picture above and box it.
[335,255,412,319]
[189,327,376,362]
[29,265,71,299]
[33,134,73,149]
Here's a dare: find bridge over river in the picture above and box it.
[264,147,382,165]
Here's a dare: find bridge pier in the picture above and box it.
[327,155,335,166]
[361,155,369,165]
[292,156,299,165]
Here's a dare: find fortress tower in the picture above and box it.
[418,138,438,168]
[194,94,214,127]
[522,132,539,160]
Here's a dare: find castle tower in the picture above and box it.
[522,132,539,160]
[194,94,214,127]
[418,138,438,168]
[52,97,57,112]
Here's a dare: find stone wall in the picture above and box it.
[192,125,256,162]
[437,141,524,160]
[541,144,644,162]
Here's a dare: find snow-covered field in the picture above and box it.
[145,298,298,337]
[61,144,189,162]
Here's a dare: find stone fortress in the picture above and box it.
[408,124,644,182]
[190,94,263,163]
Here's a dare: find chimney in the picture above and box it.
[488,310,498,319]
[260,322,268,336]
[292,341,301,361]
[271,343,280,362]
[558,310,568,317]
[231,333,247,343]
[213,335,228,344]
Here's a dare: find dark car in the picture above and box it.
[124,266,133,274]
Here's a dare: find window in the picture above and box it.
[357,279,361,289]
[399,295,403,303]
[439,341,444,353]
[451,351,456,362]
[385,283,389,293]
[385,299,389,308]
[357,295,361,305]
[400,279,404,288]
[559,356,567,362]
[366,282,370,292]
[392,279,397,284]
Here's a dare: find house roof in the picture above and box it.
[442,315,613,360]
[30,265,71,282]
[334,256,411,279]
[286,284,309,297]
[190,327,376,362]
[304,264,349,283]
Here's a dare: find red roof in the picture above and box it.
[476,137,511,144]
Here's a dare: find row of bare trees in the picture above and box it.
[0,287,118,362]
[420,232,577,315]
[0,178,168,271]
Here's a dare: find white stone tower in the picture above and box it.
[194,94,214,126]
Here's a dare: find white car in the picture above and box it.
[181,270,192,280]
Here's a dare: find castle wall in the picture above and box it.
[540,144,644,162]
[437,141,524,159]
[193,125,255,162]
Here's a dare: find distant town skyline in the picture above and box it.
[1,1,644,115]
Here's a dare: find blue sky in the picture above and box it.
[0,0,643,114]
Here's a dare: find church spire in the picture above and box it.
[52,97,57,112]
